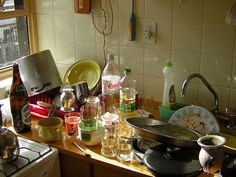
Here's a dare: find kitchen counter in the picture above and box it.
[7,106,221,177]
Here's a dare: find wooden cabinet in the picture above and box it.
[59,153,92,177]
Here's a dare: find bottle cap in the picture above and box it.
[124,67,131,72]
[164,60,172,67]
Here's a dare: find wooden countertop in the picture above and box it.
[8,118,154,177]
[7,108,208,177]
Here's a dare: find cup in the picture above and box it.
[197,135,226,175]
[64,112,80,136]
[116,125,133,162]
[38,117,62,142]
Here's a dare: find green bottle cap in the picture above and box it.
[124,67,131,72]
[164,60,172,67]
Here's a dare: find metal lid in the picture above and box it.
[16,50,62,97]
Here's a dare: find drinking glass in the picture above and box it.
[116,125,133,162]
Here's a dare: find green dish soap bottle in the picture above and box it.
[162,60,176,110]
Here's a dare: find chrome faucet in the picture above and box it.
[181,73,219,115]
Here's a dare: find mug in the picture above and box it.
[38,117,62,142]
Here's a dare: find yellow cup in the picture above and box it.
[38,117,62,142]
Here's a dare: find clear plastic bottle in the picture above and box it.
[162,60,176,110]
[120,67,137,113]
[101,54,121,112]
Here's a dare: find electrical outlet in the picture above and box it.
[143,21,156,44]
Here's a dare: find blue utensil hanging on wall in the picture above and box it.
[128,0,136,41]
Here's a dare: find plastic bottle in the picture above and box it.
[120,67,137,112]
[162,60,176,110]
[101,54,121,112]
[10,63,31,133]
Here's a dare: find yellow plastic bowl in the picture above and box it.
[63,59,101,91]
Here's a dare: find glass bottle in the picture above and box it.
[101,54,121,112]
[119,67,137,113]
[10,63,31,133]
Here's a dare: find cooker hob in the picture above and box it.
[132,136,236,177]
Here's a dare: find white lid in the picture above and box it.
[101,112,119,126]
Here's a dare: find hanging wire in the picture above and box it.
[91,0,113,65]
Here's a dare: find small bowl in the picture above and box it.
[38,117,63,142]
[78,121,104,146]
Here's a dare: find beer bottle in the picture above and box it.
[10,63,31,132]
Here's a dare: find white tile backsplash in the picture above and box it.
[36,0,236,111]
[173,0,204,21]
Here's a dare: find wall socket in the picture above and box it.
[143,21,156,44]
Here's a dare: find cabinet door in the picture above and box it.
[59,154,92,177]
[93,165,141,177]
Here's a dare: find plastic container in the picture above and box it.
[159,103,187,121]
[120,67,137,112]
[162,60,176,110]
[101,54,121,112]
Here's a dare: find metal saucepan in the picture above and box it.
[126,117,201,148]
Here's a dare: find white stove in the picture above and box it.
[0,137,60,177]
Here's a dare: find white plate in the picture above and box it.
[168,105,220,135]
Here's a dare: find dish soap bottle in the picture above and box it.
[162,60,176,110]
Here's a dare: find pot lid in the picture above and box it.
[143,144,202,177]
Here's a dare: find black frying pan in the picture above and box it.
[126,117,201,148]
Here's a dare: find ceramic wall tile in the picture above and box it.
[37,15,55,39]
[145,0,172,19]
[232,57,236,88]
[229,89,236,110]
[154,20,172,50]
[175,80,200,106]
[204,0,235,22]
[172,21,202,53]
[95,17,118,45]
[144,48,170,77]
[172,51,201,81]
[54,14,75,41]
[173,0,204,21]
[199,85,230,112]
[200,54,233,87]
[75,42,97,61]
[56,63,71,79]
[53,0,73,15]
[91,0,119,17]
[143,76,163,102]
[35,0,236,108]
[36,0,53,14]
[38,38,56,59]
[202,22,235,56]
[55,40,76,64]
[74,15,96,42]
[119,46,143,74]
[119,0,144,18]
[96,44,119,68]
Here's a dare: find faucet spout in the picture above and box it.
[181,73,219,115]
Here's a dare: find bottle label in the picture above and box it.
[102,75,121,94]
[21,103,31,125]
[120,102,136,112]
[169,85,176,110]
[16,84,26,92]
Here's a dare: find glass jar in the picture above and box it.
[60,87,76,112]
